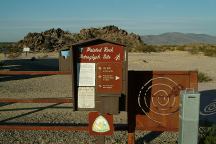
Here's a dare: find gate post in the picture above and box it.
[128,132,135,144]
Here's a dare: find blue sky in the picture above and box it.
[0,0,216,42]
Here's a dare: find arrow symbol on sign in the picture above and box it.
[98,75,102,78]
[98,85,102,88]
[115,76,120,80]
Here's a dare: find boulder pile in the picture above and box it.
[16,25,145,52]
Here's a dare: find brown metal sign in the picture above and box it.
[128,71,198,132]
[96,63,122,94]
[78,43,124,63]
[71,39,127,114]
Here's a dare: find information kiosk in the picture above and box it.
[71,38,127,114]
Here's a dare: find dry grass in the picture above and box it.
[132,44,216,57]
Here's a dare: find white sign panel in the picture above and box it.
[77,63,95,86]
[23,47,30,52]
[78,87,95,108]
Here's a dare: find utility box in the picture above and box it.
[179,89,200,144]
[71,38,127,114]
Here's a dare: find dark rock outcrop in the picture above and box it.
[16,25,145,52]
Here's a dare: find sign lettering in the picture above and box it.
[96,63,122,93]
[78,44,124,63]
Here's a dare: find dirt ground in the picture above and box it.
[1,51,215,91]
[0,51,215,144]
[128,51,216,90]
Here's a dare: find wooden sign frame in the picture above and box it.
[71,39,128,113]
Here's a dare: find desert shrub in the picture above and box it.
[168,46,176,51]
[142,45,157,53]
[198,72,213,82]
[186,45,216,57]
[7,52,22,59]
[30,57,37,61]
[199,125,216,144]
[188,47,200,55]
[155,45,166,52]
[6,45,22,53]
[203,48,216,57]
[0,60,5,67]
[0,42,14,51]
[204,125,216,144]
[176,45,186,51]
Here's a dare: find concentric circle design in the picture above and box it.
[138,77,181,124]
[200,101,216,116]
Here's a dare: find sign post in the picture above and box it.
[88,112,114,144]
[70,38,127,144]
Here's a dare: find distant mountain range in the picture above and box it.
[141,32,216,45]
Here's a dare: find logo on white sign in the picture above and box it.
[92,115,110,133]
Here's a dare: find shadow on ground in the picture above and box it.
[0,58,59,82]
[0,58,59,71]
[0,75,53,82]
[136,131,163,144]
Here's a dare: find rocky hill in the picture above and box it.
[141,32,216,45]
[16,26,145,52]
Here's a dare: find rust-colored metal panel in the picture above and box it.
[0,71,71,75]
[96,63,122,94]
[0,123,127,131]
[0,98,72,103]
[0,125,88,131]
[128,71,198,132]
[77,43,124,63]
[128,132,135,144]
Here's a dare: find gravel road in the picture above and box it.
[0,51,215,144]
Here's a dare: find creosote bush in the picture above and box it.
[0,60,5,68]
[199,125,216,144]
[198,72,213,82]
[132,44,216,57]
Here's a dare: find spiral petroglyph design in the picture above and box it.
[200,101,216,116]
[138,77,181,124]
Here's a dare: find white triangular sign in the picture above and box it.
[92,115,110,133]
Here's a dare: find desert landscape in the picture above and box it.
[0,50,215,144]
[1,0,216,143]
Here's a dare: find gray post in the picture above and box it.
[179,89,200,144]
